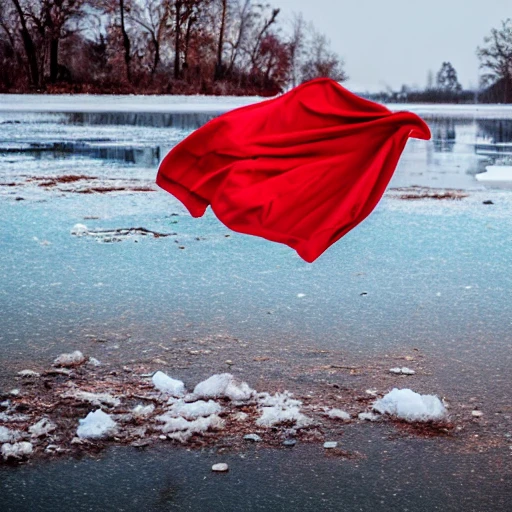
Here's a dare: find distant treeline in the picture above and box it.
[0,0,346,95]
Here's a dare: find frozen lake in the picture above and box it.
[0,98,511,511]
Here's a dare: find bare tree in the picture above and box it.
[477,19,512,99]
[300,29,347,83]
[10,0,40,87]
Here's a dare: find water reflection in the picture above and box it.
[2,111,512,189]
[432,118,456,152]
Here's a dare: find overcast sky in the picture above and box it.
[270,0,511,92]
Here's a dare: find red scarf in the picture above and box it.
[157,78,431,262]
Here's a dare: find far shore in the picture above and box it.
[3,94,512,119]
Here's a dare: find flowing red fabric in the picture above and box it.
[156,78,431,262]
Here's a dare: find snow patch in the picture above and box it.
[156,413,224,442]
[152,371,185,396]
[326,408,351,421]
[29,418,56,437]
[372,388,447,422]
[132,404,155,420]
[1,442,33,460]
[389,367,416,375]
[71,224,89,236]
[77,410,117,439]
[193,373,255,402]
[256,392,312,429]
[53,351,86,367]
[166,399,222,420]
[61,390,121,407]
[476,165,512,182]
[358,412,381,421]
[0,426,22,443]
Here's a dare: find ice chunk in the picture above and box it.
[156,413,224,441]
[389,367,415,375]
[87,357,101,367]
[326,408,351,421]
[53,350,86,367]
[256,392,312,429]
[358,412,381,421]
[0,426,22,443]
[17,369,40,378]
[167,399,221,420]
[323,441,338,449]
[77,410,117,439]
[193,374,255,402]
[372,388,447,422]
[71,223,89,236]
[132,404,155,420]
[476,165,512,182]
[258,391,301,408]
[61,390,121,407]
[29,418,56,437]
[152,371,185,396]
[244,434,262,442]
[1,442,33,460]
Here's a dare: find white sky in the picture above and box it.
[270,0,511,92]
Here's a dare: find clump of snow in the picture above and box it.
[389,367,415,375]
[87,357,101,367]
[53,351,86,367]
[1,442,33,460]
[232,412,248,422]
[17,370,40,378]
[156,413,224,443]
[256,392,312,429]
[152,371,185,396]
[61,390,121,407]
[476,165,512,182]
[132,404,155,420]
[29,418,56,438]
[167,399,221,420]
[193,373,255,402]
[71,223,89,236]
[0,426,22,443]
[244,434,262,442]
[372,388,447,422]
[358,412,381,421]
[77,410,117,439]
[326,408,351,421]
[323,441,338,449]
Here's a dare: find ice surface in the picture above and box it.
[53,351,86,367]
[193,374,255,402]
[60,390,120,407]
[29,418,56,437]
[0,426,22,443]
[372,388,447,422]
[326,409,351,421]
[152,371,185,396]
[167,399,222,420]
[76,409,117,439]
[1,442,33,460]
[0,94,264,114]
[476,166,512,182]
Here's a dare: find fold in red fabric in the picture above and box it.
[156,78,431,262]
